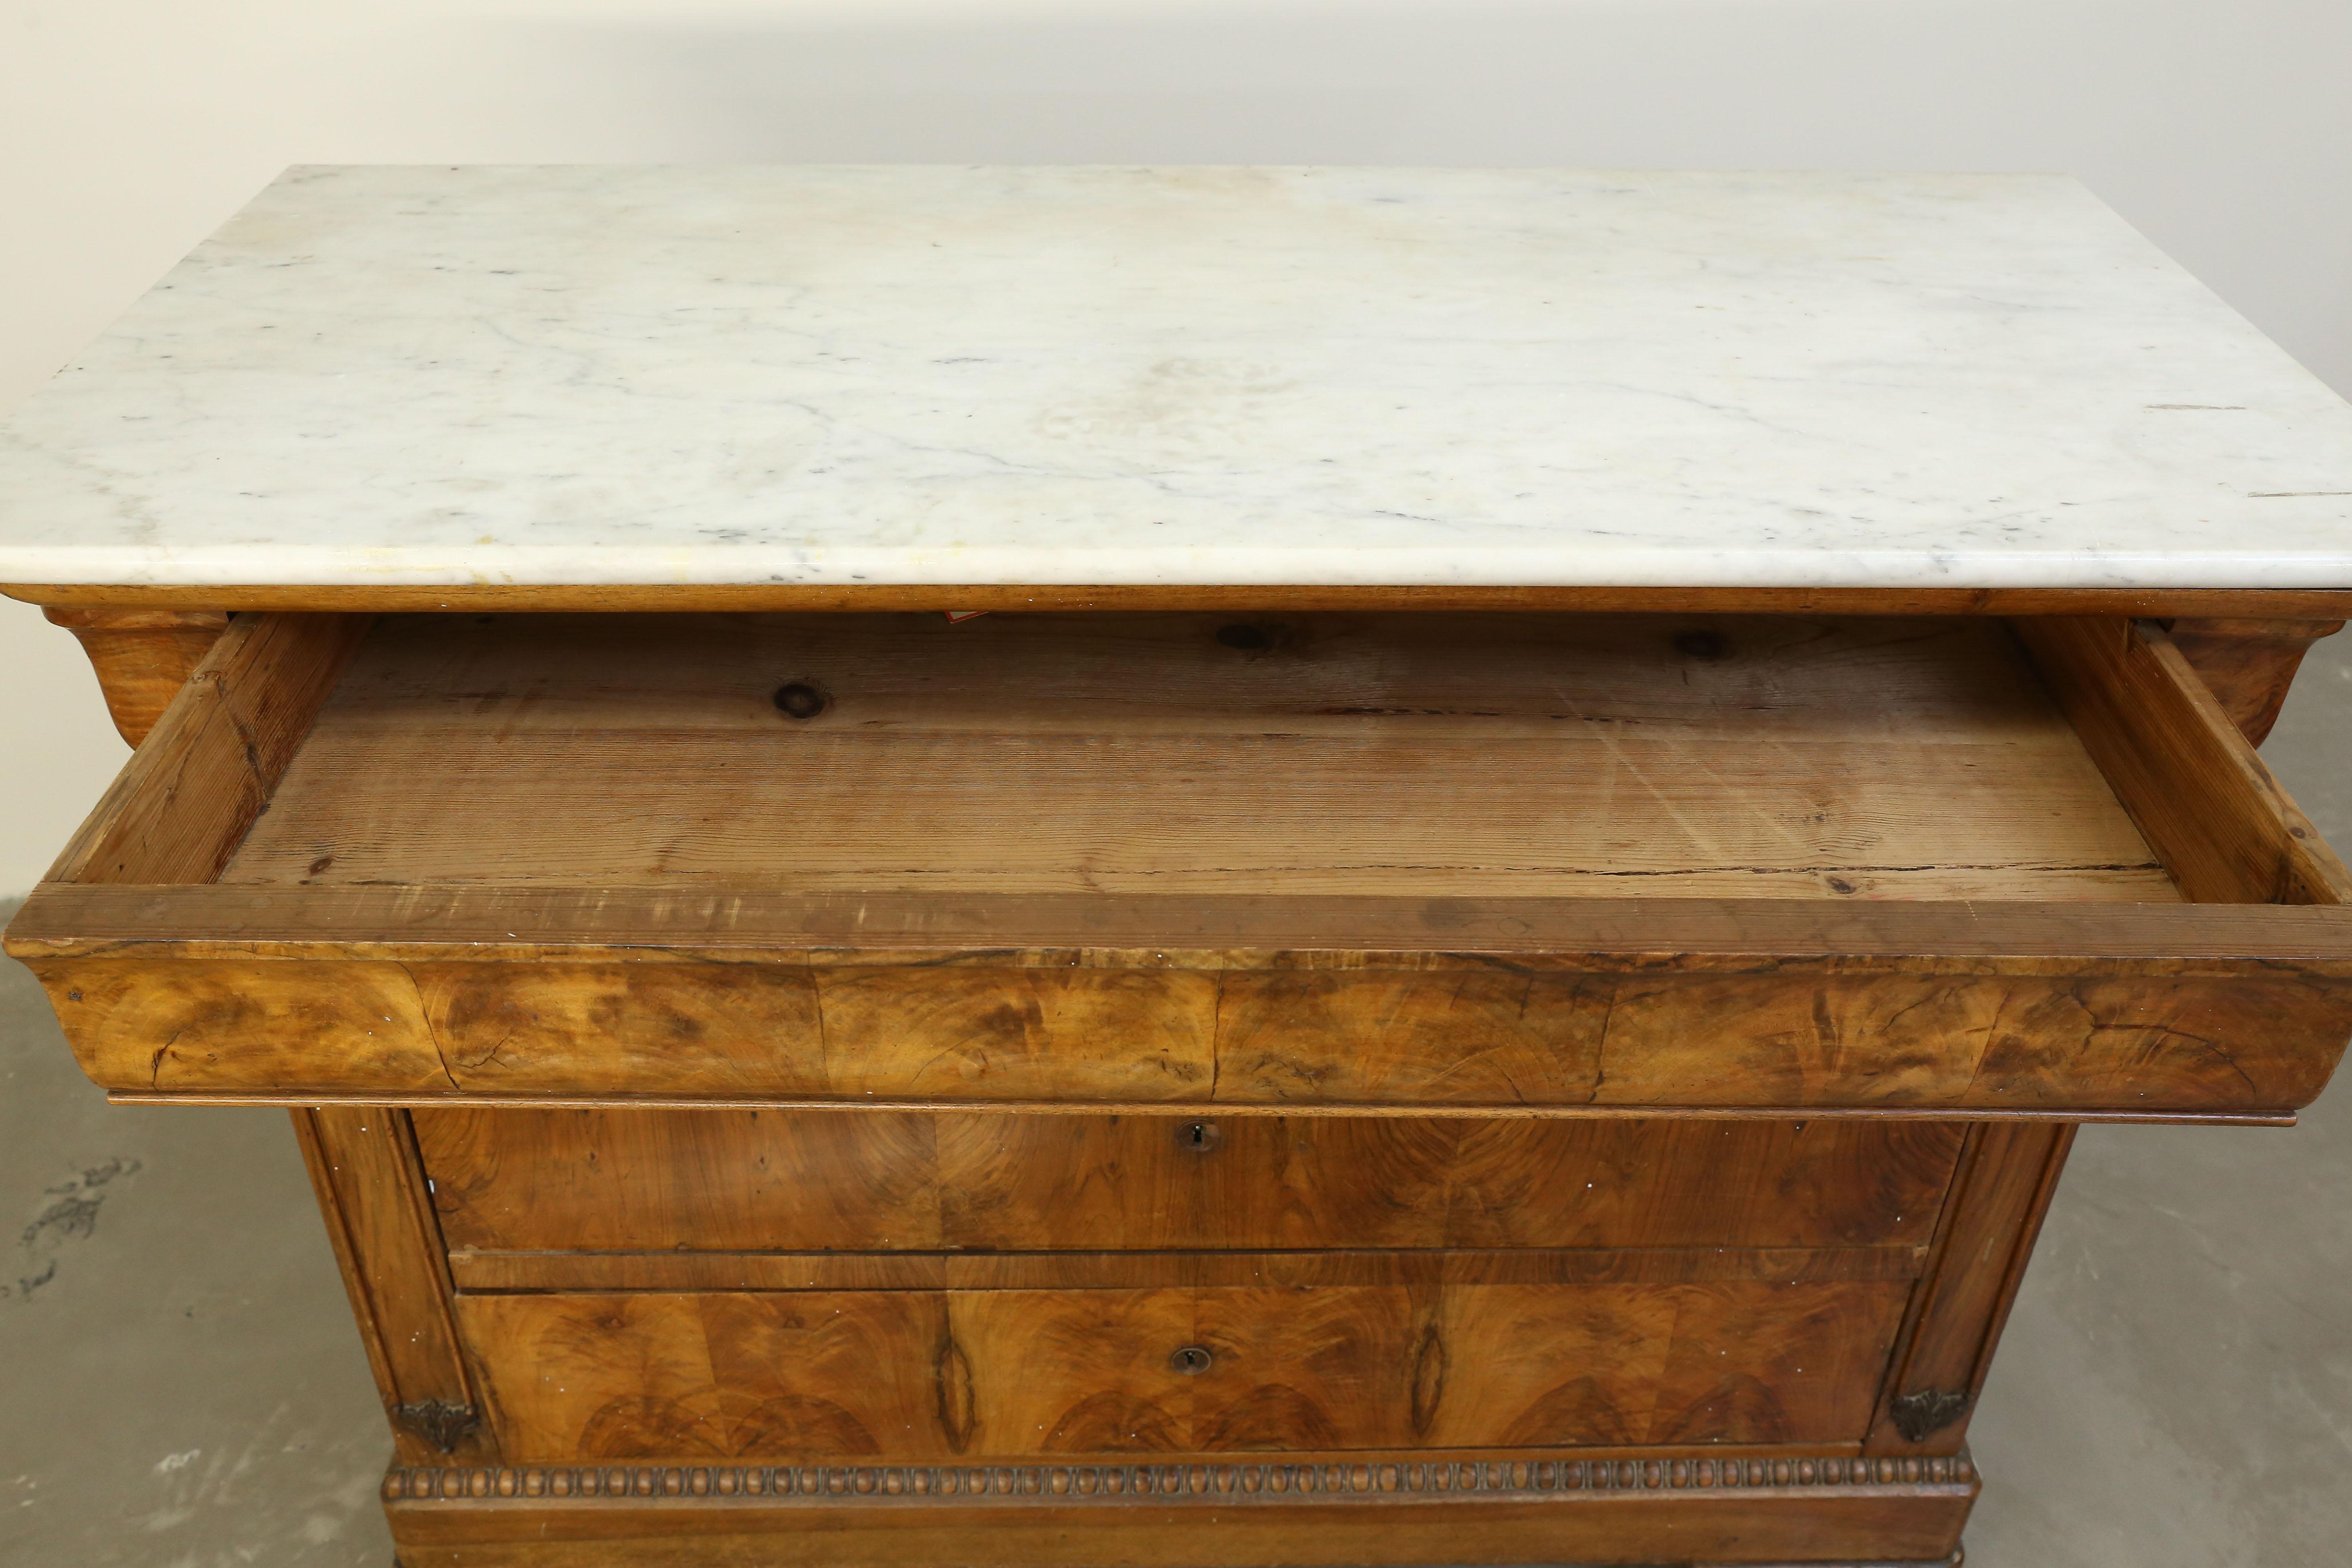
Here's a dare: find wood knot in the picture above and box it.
[772,681,832,720]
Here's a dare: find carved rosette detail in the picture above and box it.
[383,1451,1977,1505]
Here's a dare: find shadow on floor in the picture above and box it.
[3,641,2349,1567]
[1965,635,2352,1568]
[0,915,394,1565]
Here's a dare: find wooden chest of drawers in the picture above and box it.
[9,599,2351,1566]
[12,160,2352,1568]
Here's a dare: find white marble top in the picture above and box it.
[3,165,2349,589]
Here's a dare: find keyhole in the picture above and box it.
[1169,1345,1214,1375]
[1672,629,1729,662]
[1180,1120,1222,1153]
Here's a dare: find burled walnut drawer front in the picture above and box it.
[453,1268,1912,1462]
[12,609,2352,1116]
[417,1110,1962,1266]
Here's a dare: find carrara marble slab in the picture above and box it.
[1,165,2348,589]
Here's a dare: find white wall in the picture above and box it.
[6,0,2351,892]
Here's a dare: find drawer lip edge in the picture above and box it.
[17,883,2352,970]
[98,1089,2304,1126]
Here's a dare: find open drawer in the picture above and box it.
[10,610,2352,1119]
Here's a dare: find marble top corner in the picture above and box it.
[2,165,2349,590]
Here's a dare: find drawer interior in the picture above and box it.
[16,606,2352,1117]
[221,611,2171,901]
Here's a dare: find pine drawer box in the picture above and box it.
[14,609,2352,1117]
[7,166,2352,1568]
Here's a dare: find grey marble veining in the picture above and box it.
[1,165,2348,589]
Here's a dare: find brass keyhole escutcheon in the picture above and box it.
[1169,1344,1213,1375]
[1180,1120,1221,1153]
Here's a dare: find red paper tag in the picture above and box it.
[943,610,990,624]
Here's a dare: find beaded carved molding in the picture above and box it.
[385,1452,1976,1505]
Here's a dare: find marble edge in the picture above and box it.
[2,543,2350,590]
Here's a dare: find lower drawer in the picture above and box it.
[455,1275,1911,1463]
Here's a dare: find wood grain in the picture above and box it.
[42,957,456,1095]
[292,1108,486,1462]
[29,946,2349,1112]
[103,1093,2302,1126]
[454,1280,1911,1462]
[13,608,2352,1116]
[2013,617,2352,906]
[2165,616,2344,746]
[47,612,367,885]
[220,612,2175,901]
[1863,1121,2075,1456]
[24,882,2352,967]
[29,603,2323,771]
[41,607,231,745]
[412,1110,1964,1255]
[23,597,2335,1568]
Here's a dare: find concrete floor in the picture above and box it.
[4,643,2349,1568]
